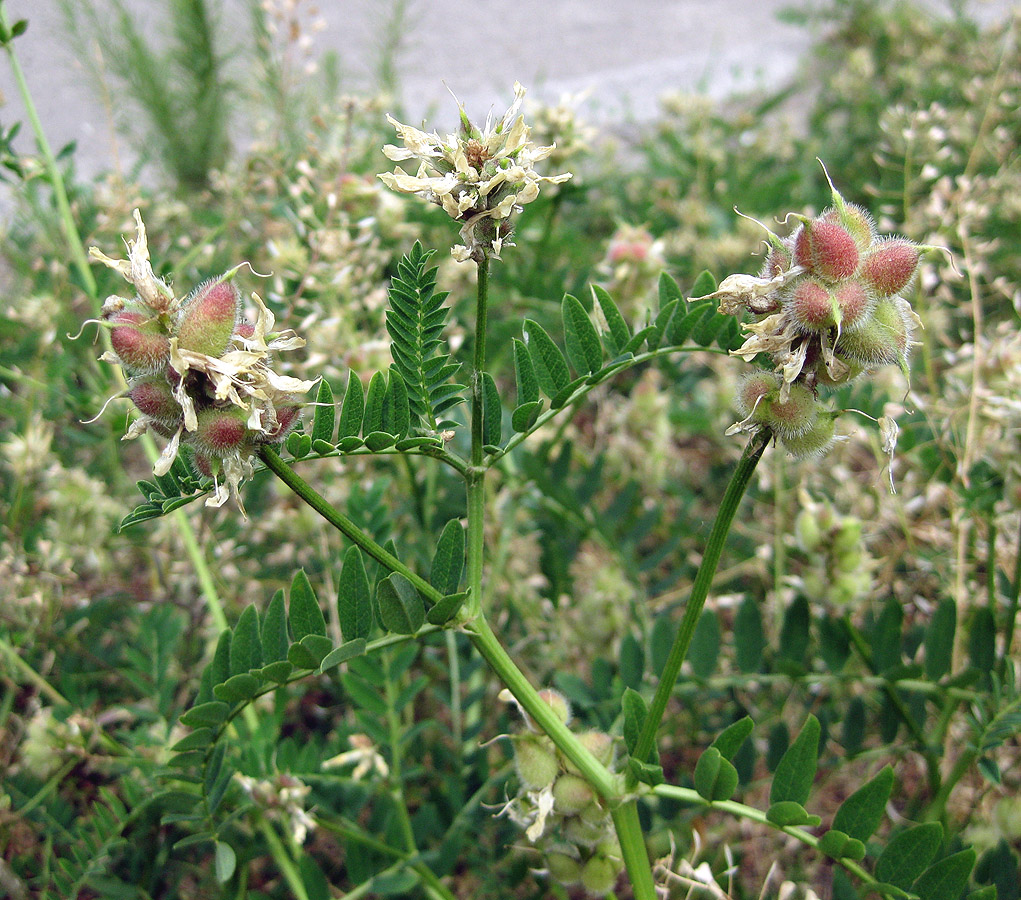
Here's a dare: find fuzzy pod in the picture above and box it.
[175,277,242,358]
[763,383,821,440]
[793,220,859,281]
[860,238,920,297]
[832,519,862,555]
[580,856,619,897]
[780,413,837,458]
[514,736,559,791]
[736,372,783,420]
[128,376,183,424]
[834,298,912,369]
[760,239,794,278]
[537,688,572,725]
[261,405,302,443]
[832,280,872,329]
[108,304,171,374]
[546,851,582,886]
[794,508,822,553]
[552,774,594,815]
[191,406,251,458]
[190,452,217,479]
[563,815,606,847]
[824,203,875,249]
[788,278,839,332]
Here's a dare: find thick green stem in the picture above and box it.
[610,802,657,900]
[256,818,310,900]
[466,616,618,802]
[465,257,490,618]
[632,429,769,766]
[259,445,442,605]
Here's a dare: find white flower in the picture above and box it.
[379,83,572,262]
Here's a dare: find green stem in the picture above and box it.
[466,615,618,801]
[632,429,770,765]
[259,445,442,605]
[651,784,898,897]
[256,818,310,900]
[1,11,98,306]
[610,803,657,900]
[1000,518,1021,679]
[0,638,69,705]
[465,257,490,619]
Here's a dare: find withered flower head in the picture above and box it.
[378,83,572,263]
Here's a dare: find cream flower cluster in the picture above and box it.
[378,83,572,262]
[90,211,315,509]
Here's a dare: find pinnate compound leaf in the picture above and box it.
[482,372,502,446]
[770,715,820,806]
[925,598,956,681]
[712,717,754,760]
[229,604,262,676]
[311,379,335,444]
[338,547,373,642]
[591,284,630,355]
[426,591,467,625]
[261,589,288,663]
[875,822,943,889]
[690,269,717,298]
[431,519,465,597]
[523,319,569,397]
[319,638,367,672]
[339,372,365,439]
[832,765,894,842]
[289,570,327,640]
[376,573,424,634]
[180,701,229,728]
[363,372,387,436]
[913,849,977,900]
[209,629,231,687]
[513,338,538,405]
[562,293,603,375]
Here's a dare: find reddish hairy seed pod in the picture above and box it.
[262,405,301,442]
[192,406,251,457]
[234,321,256,341]
[790,278,838,331]
[128,376,183,423]
[794,220,859,281]
[823,203,875,249]
[108,307,171,374]
[175,278,241,358]
[191,452,216,478]
[833,280,871,328]
[860,239,920,297]
[737,372,782,418]
[760,241,793,278]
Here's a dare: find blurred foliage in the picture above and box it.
[1,0,1019,897]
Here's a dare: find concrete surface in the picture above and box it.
[0,0,1013,192]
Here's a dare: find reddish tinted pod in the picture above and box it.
[175,277,242,358]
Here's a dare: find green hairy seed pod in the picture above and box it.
[763,383,821,440]
[128,376,183,423]
[513,735,559,790]
[108,304,171,374]
[563,815,606,847]
[546,851,582,886]
[860,238,920,297]
[795,508,822,552]
[794,220,859,281]
[835,298,912,368]
[175,277,242,358]
[192,406,251,457]
[552,774,594,815]
[780,413,837,458]
[736,372,783,419]
[580,855,619,896]
[537,688,571,725]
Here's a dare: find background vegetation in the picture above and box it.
[1,0,1019,897]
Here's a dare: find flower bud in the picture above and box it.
[860,238,920,297]
[793,220,859,281]
[552,774,594,815]
[580,855,619,896]
[191,406,251,458]
[128,376,183,424]
[107,304,171,374]
[514,735,559,791]
[175,277,241,358]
